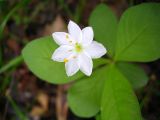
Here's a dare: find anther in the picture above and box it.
[64,58,68,63]
[73,56,77,59]
[66,34,69,39]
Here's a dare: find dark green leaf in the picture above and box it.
[68,65,107,117]
[101,64,142,120]
[7,95,28,120]
[115,3,160,62]
[89,4,118,56]
[117,62,149,89]
[96,114,101,120]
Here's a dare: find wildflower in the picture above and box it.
[52,20,107,76]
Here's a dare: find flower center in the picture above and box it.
[75,43,83,53]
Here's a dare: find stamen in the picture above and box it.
[73,56,77,59]
[66,34,69,39]
[66,35,73,44]
[64,58,68,63]
[75,43,82,52]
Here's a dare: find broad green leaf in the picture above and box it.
[101,64,142,120]
[117,62,149,89]
[96,114,101,120]
[115,3,160,62]
[67,65,107,117]
[22,36,107,84]
[89,4,118,56]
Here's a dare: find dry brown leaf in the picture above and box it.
[37,92,49,110]
[30,92,49,117]
[43,15,66,36]
[30,106,45,117]
[7,39,20,54]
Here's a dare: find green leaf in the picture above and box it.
[67,65,107,117]
[117,62,149,89]
[101,64,142,120]
[7,95,28,120]
[0,55,23,74]
[96,114,101,120]
[89,4,118,56]
[115,3,160,62]
[22,36,107,84]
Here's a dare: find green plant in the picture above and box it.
[22,3,160,120]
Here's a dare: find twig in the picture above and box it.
[56,85,68,120]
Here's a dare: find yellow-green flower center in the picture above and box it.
[75,43,83,52]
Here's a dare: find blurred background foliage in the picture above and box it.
[0,0,160,120]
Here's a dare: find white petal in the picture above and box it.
[82,27,93,46]
[52,32,75,45]
[85,41,107,59]
[78,52,93,76]
[51,45,74,62]
[68,20,82,43]
[65,58,79,76]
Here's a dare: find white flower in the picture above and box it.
[51,20,107,76]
